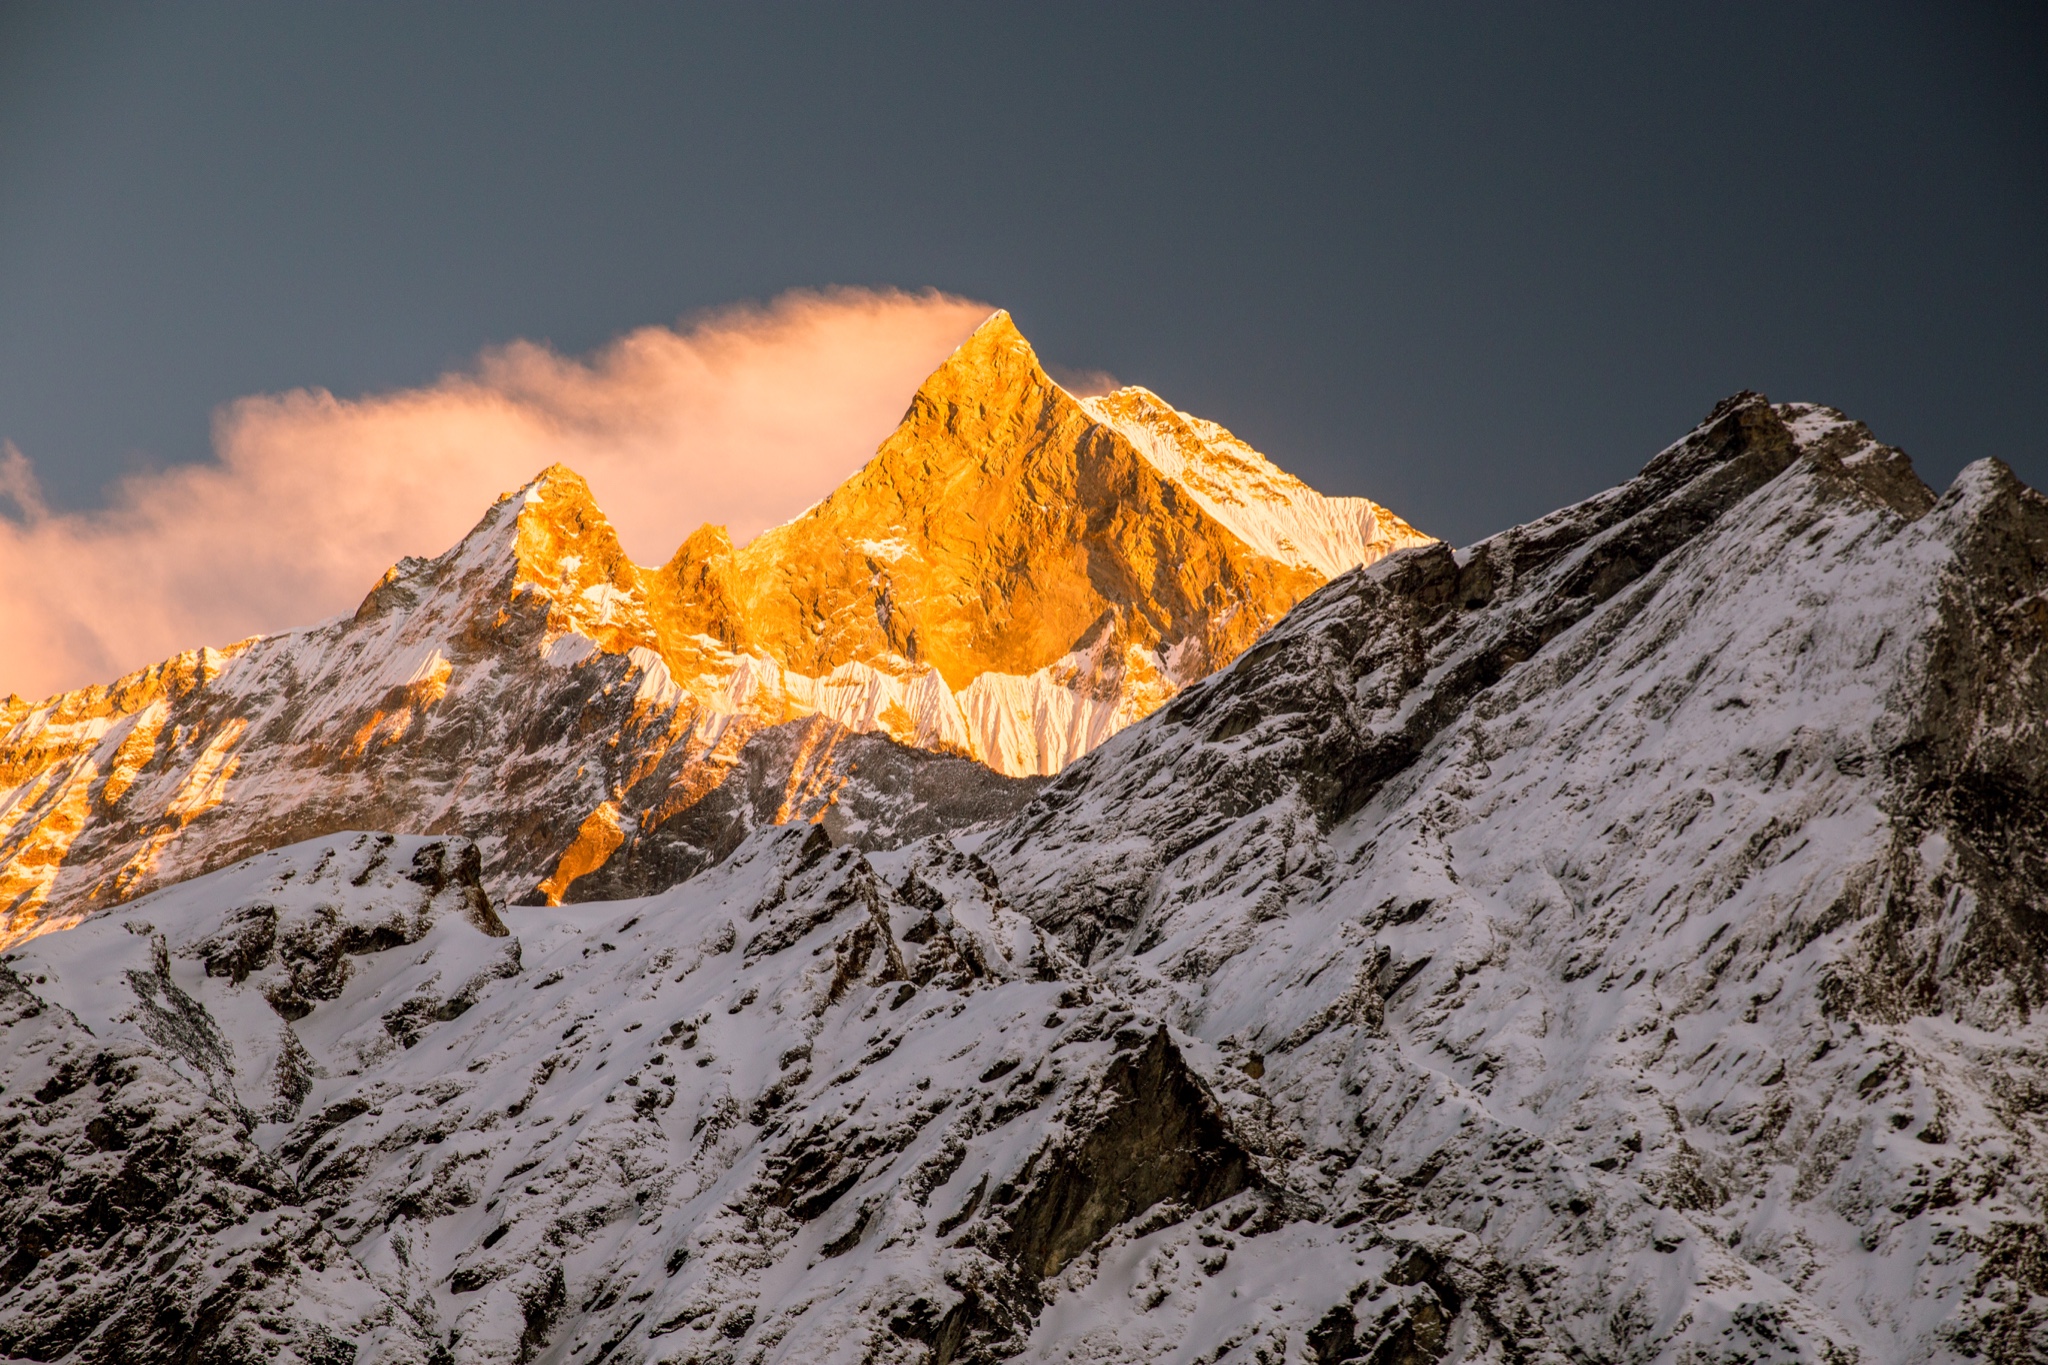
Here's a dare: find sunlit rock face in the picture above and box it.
[644,311,1430,771]
[3,393,2045,1364]
[0,312,1426,940]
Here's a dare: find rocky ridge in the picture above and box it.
[2,393,2045,1363]
[984,394,2048,1359]
[0,312,1424,943]
[0,468,1042,945]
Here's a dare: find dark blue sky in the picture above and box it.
[2,1,2043,545]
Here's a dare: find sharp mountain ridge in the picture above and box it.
[0,312,1427,944]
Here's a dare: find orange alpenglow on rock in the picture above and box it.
[0,311,1429,937]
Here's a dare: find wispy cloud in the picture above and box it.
[1046,364,1121,398]
[0,288,992,701]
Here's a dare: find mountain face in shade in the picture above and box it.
[4,393,2045,1365]
[0,312,1428,941]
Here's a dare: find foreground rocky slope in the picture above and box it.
[0,829,1279,1365]
[987,394,2048,1359]
[2,393,2043,1364]
[0,312,1424,946]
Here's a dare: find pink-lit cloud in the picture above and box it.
[1045,364,1121,399]
[0,288,993,701]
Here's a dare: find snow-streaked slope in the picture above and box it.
[2,827,1319,1364]
[1081,386,1433,579]
[697,627,1189,780]
[986,394,2048,1361]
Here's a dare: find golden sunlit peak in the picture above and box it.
[482,462,599,514]
[504,465,620,554]
[970,307,1015,337]
[519,462,598,499]
[899,309,1056,424]
[940,308,1037,366]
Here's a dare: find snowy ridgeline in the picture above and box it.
[4,393,2048,1365]
[1080,386,1433,582]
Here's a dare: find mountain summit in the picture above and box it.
[647,311,1429,768]
[671,311,1425,696]
[0,313,1428,938]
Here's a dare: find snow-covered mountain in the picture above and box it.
[1080,386,1419,580]
[0,312,1427,946]
[3,391,2044,1364]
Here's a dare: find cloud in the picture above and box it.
[1045,364,1122,398]
[0,288,993,701]
[0,443,49,525]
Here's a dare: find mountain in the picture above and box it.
[4,392,2044,1364]
[0,312,1428,946]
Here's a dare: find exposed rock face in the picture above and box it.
[686,313,1426,699]
[3,391,2041,1364]
[549,714,1047,906]
[0,312,1422,945]
[0,835,511,1365]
